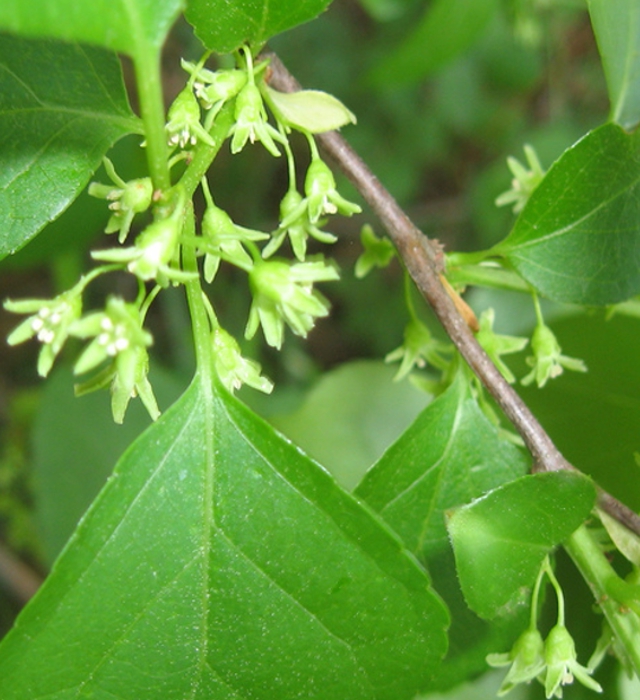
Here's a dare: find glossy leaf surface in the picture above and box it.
[32,364,183,564]
[0,0,183,55]
[0,35,139,258]
[356,371,529,558]
[186,0,333,54]
[496,124,640,305]
[448,472,596,619]
[369,0,499,86]
[0,376,448,699]
[588,0,640,129]
[355,371,529,691]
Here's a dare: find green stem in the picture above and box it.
[530,559,547,629]
[182,206,213,378]
[446,250,494,267]
[180,102,235,198]
[544,556,565,626]
[445,264,531,294]
[133,49,171,191]
[403,271,418,321]
[565,524,640,675]
[532,292,544,327]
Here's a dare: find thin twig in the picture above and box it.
[263,48,640,538]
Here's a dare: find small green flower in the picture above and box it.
[304,157,361,223]
[189,64,248,112]
[212,327,273,394]
[263,189,337,261]
[72,297,152,374]
[385,318,451,381]
[4,289,82,377]
[487,627,546,697]
[496,144,545,214]
[199,203,268,282]
[245,259,339,349]
[72,297,158,424]
[543,624,602,698]
[166,87,215,149]
[230,82,285,157]
[354,225,395,278]
[522,323,586,388]
[92,197,195,286]
[88,158,153,243]
[476,308,528,384]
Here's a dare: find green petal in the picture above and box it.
[6,316,38,345]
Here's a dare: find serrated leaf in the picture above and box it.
[448,472,597,620]
[0,375,448,699]
[355,370,530,691]
[0,35,139,258]
[185,0,333,54]
[369,0,499,86]
[355,371,529,557]
[0,0,184,56]
[588,0,640,129]
[263,85,356,133]
[495,123,640,305]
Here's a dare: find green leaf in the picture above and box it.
[0,35,139,258]
[369,0,499,87]
[495,123,640,305]
[185,0,333,54]
[355,370,530,691]
[448,472,597,620]
[0,376,449,699]
[588,0,640,129]
[263,85,356,133]
[32,363,184,565]
[355,371,529,557]
[0,0,184,56]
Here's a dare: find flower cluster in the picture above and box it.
[488,557,602,698]
[4,287,158,424]
[489,623,602,698]
[5,44,361,422]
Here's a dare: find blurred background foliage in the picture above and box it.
[2,0,639,696]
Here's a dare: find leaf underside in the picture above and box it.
[0,376,448,700]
